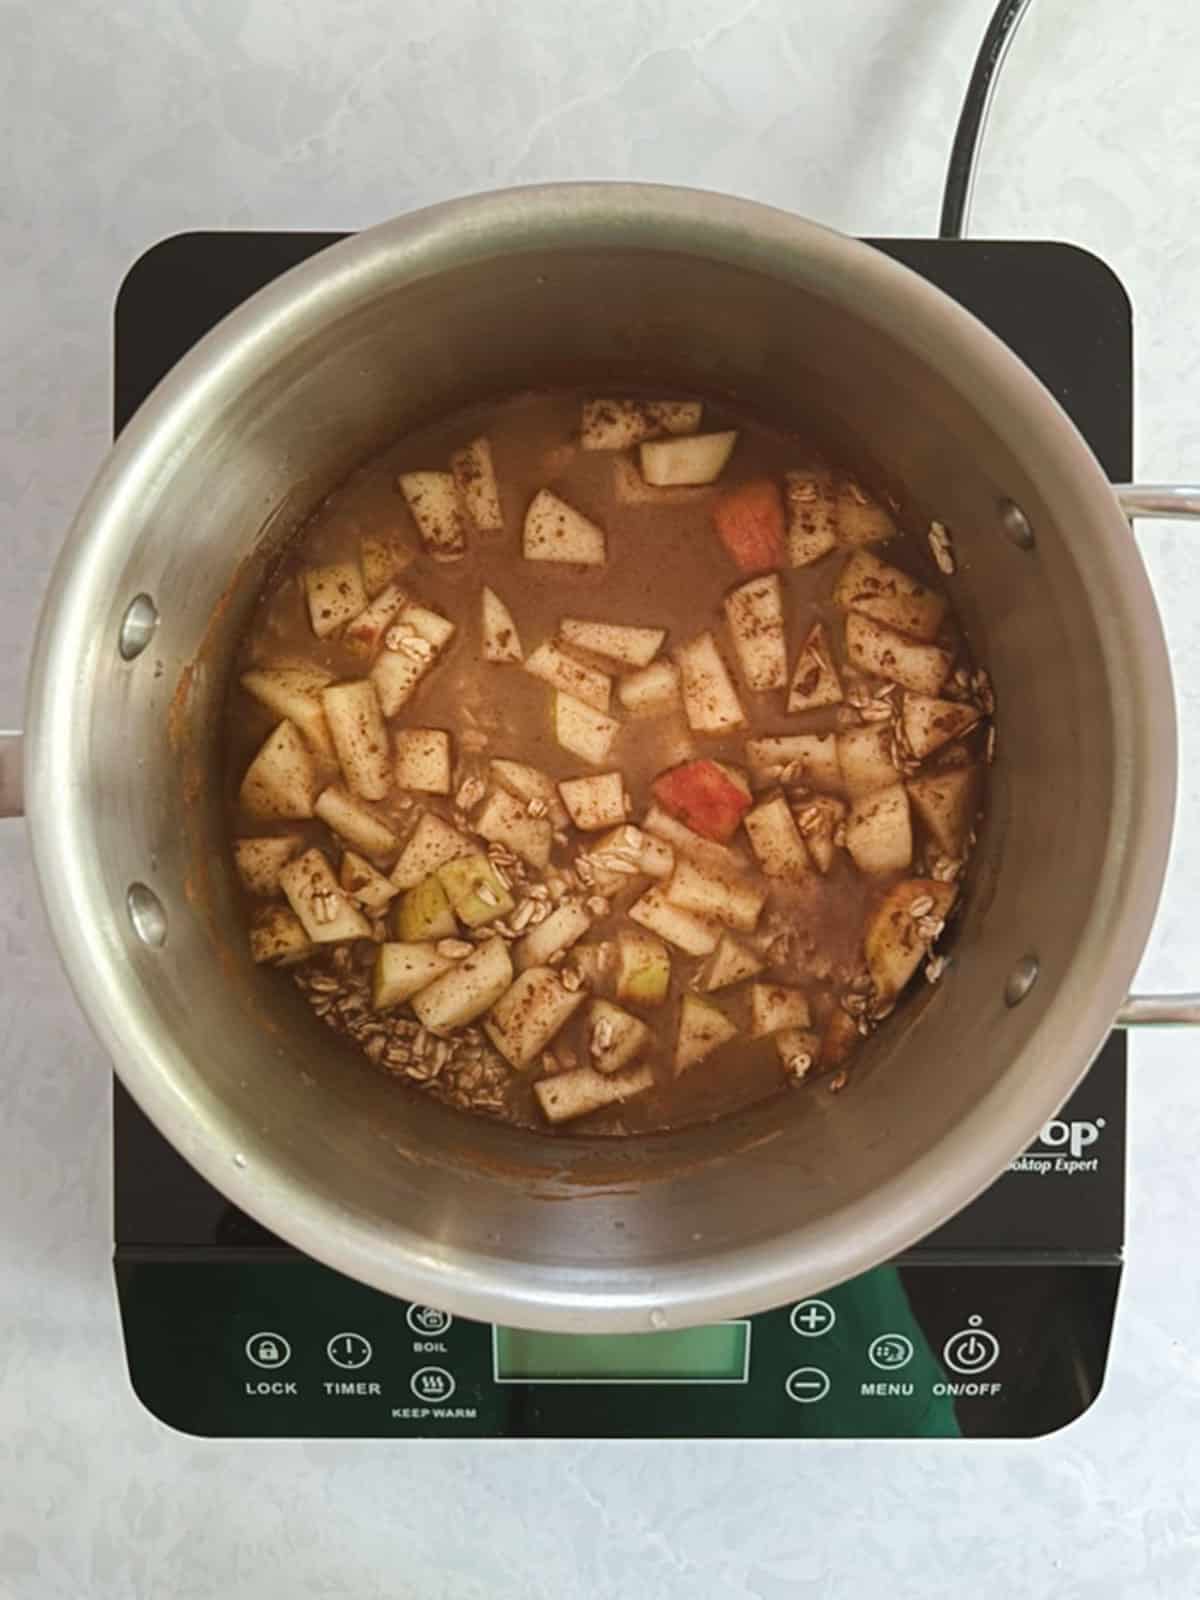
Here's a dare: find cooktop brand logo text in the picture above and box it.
[1008,1117,1105,1176]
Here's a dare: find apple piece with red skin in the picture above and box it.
[651,758,752,843]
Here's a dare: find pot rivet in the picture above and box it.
[1005,955,1039,1007]
[127,883,168,948]
[119,594,159,660]
[998,500,1036,551]
[649,1309,668,1330]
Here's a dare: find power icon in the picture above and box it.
[942,1316,1000,1375]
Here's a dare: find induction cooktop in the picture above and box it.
[113,232,1130,1439]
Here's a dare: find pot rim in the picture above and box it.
[24,183,1176,1330]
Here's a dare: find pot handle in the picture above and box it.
[1112,484,1200,1025]
[0,730,22,819]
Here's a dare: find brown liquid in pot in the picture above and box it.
[227,389,990,1134]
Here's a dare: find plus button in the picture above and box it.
[790,1299,837,1338]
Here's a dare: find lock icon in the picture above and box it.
[246,1331,291,1369]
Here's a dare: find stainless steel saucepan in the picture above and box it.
[4,185,1198,1332]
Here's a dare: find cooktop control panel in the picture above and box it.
[117,1257,1119,1439]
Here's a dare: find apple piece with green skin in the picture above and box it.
[615,928,671,1007]
[372,942,454,1010]
[393,874,458,942]
[651,758,752,843]
[674,994,738,1075]
[436,854,515,929]
[411,936,513,1035]
[865,878,957,1000]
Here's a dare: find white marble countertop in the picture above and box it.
[3,1,1200,1594]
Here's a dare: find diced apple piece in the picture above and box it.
[436,854,515,928]
[776,1027,821,1079]
[241,667,337,760]
[481,586,523,663]
[787,622,843,714]
[571,941,614,991]
[390,812,473,889]
[618,660,682,717]
[474,788,553,869]
[902,694,981,760]
[314,786,400,864]
[746,733,842,792]
[370,649,427,719]
[580,397,702,450]
[845,784,913,875]
[372,941,453,1009]
[724,572,788,692]
[590,824,675,880]
[343,583,408,661]
[743,795,811,879]
[239,721,318,820]
[305,561,367,638]
[560,619,666,669]
[451,436,504,535]
[516,900,593,972]
[750,983,811,1037]
[523,489,606,565]
[279,848,372,943]
[412,936,513,1035]
[525,640,611,712]
[534,1063,656,1124]
[249,905,313,966]
[399,470,468,562]
[485,966,587,1068]
[665,857,766,933]
[907,767,978,858]
[845,613,952,696]
[697,932,763,992]
[361,536,405,598]
[321,680,391,801]
[784,468,839,566]
[394,874,458,942]
[405,604,457,654]
[823,1007,861,1068]
[712,479,786,573]
[677,632,746,734]
[837,725,898,801]
[615,928,671,1007]
[489,758,569,827]
[394,729,452,795]
[235,834,302,896]
[339,849,398,913]
[588,999,651,1073]
[836,480,897,546]
[651,758,751,843]
[674,994,738,1075]
[558,772,628,832]
[792,794,847,874]
[640,430,737,487]
[642,803,742,875]
[612,458,711,506]
[555,692,620,765]
[368,603,456,716]
[865,878,958,1000]
[834,549,946,641]
[628,886,719,956]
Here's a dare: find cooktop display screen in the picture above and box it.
[493,1322,751,1383]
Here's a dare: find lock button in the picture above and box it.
[245,1332,292,1369]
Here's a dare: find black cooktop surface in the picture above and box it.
[112,232,1130,1439]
